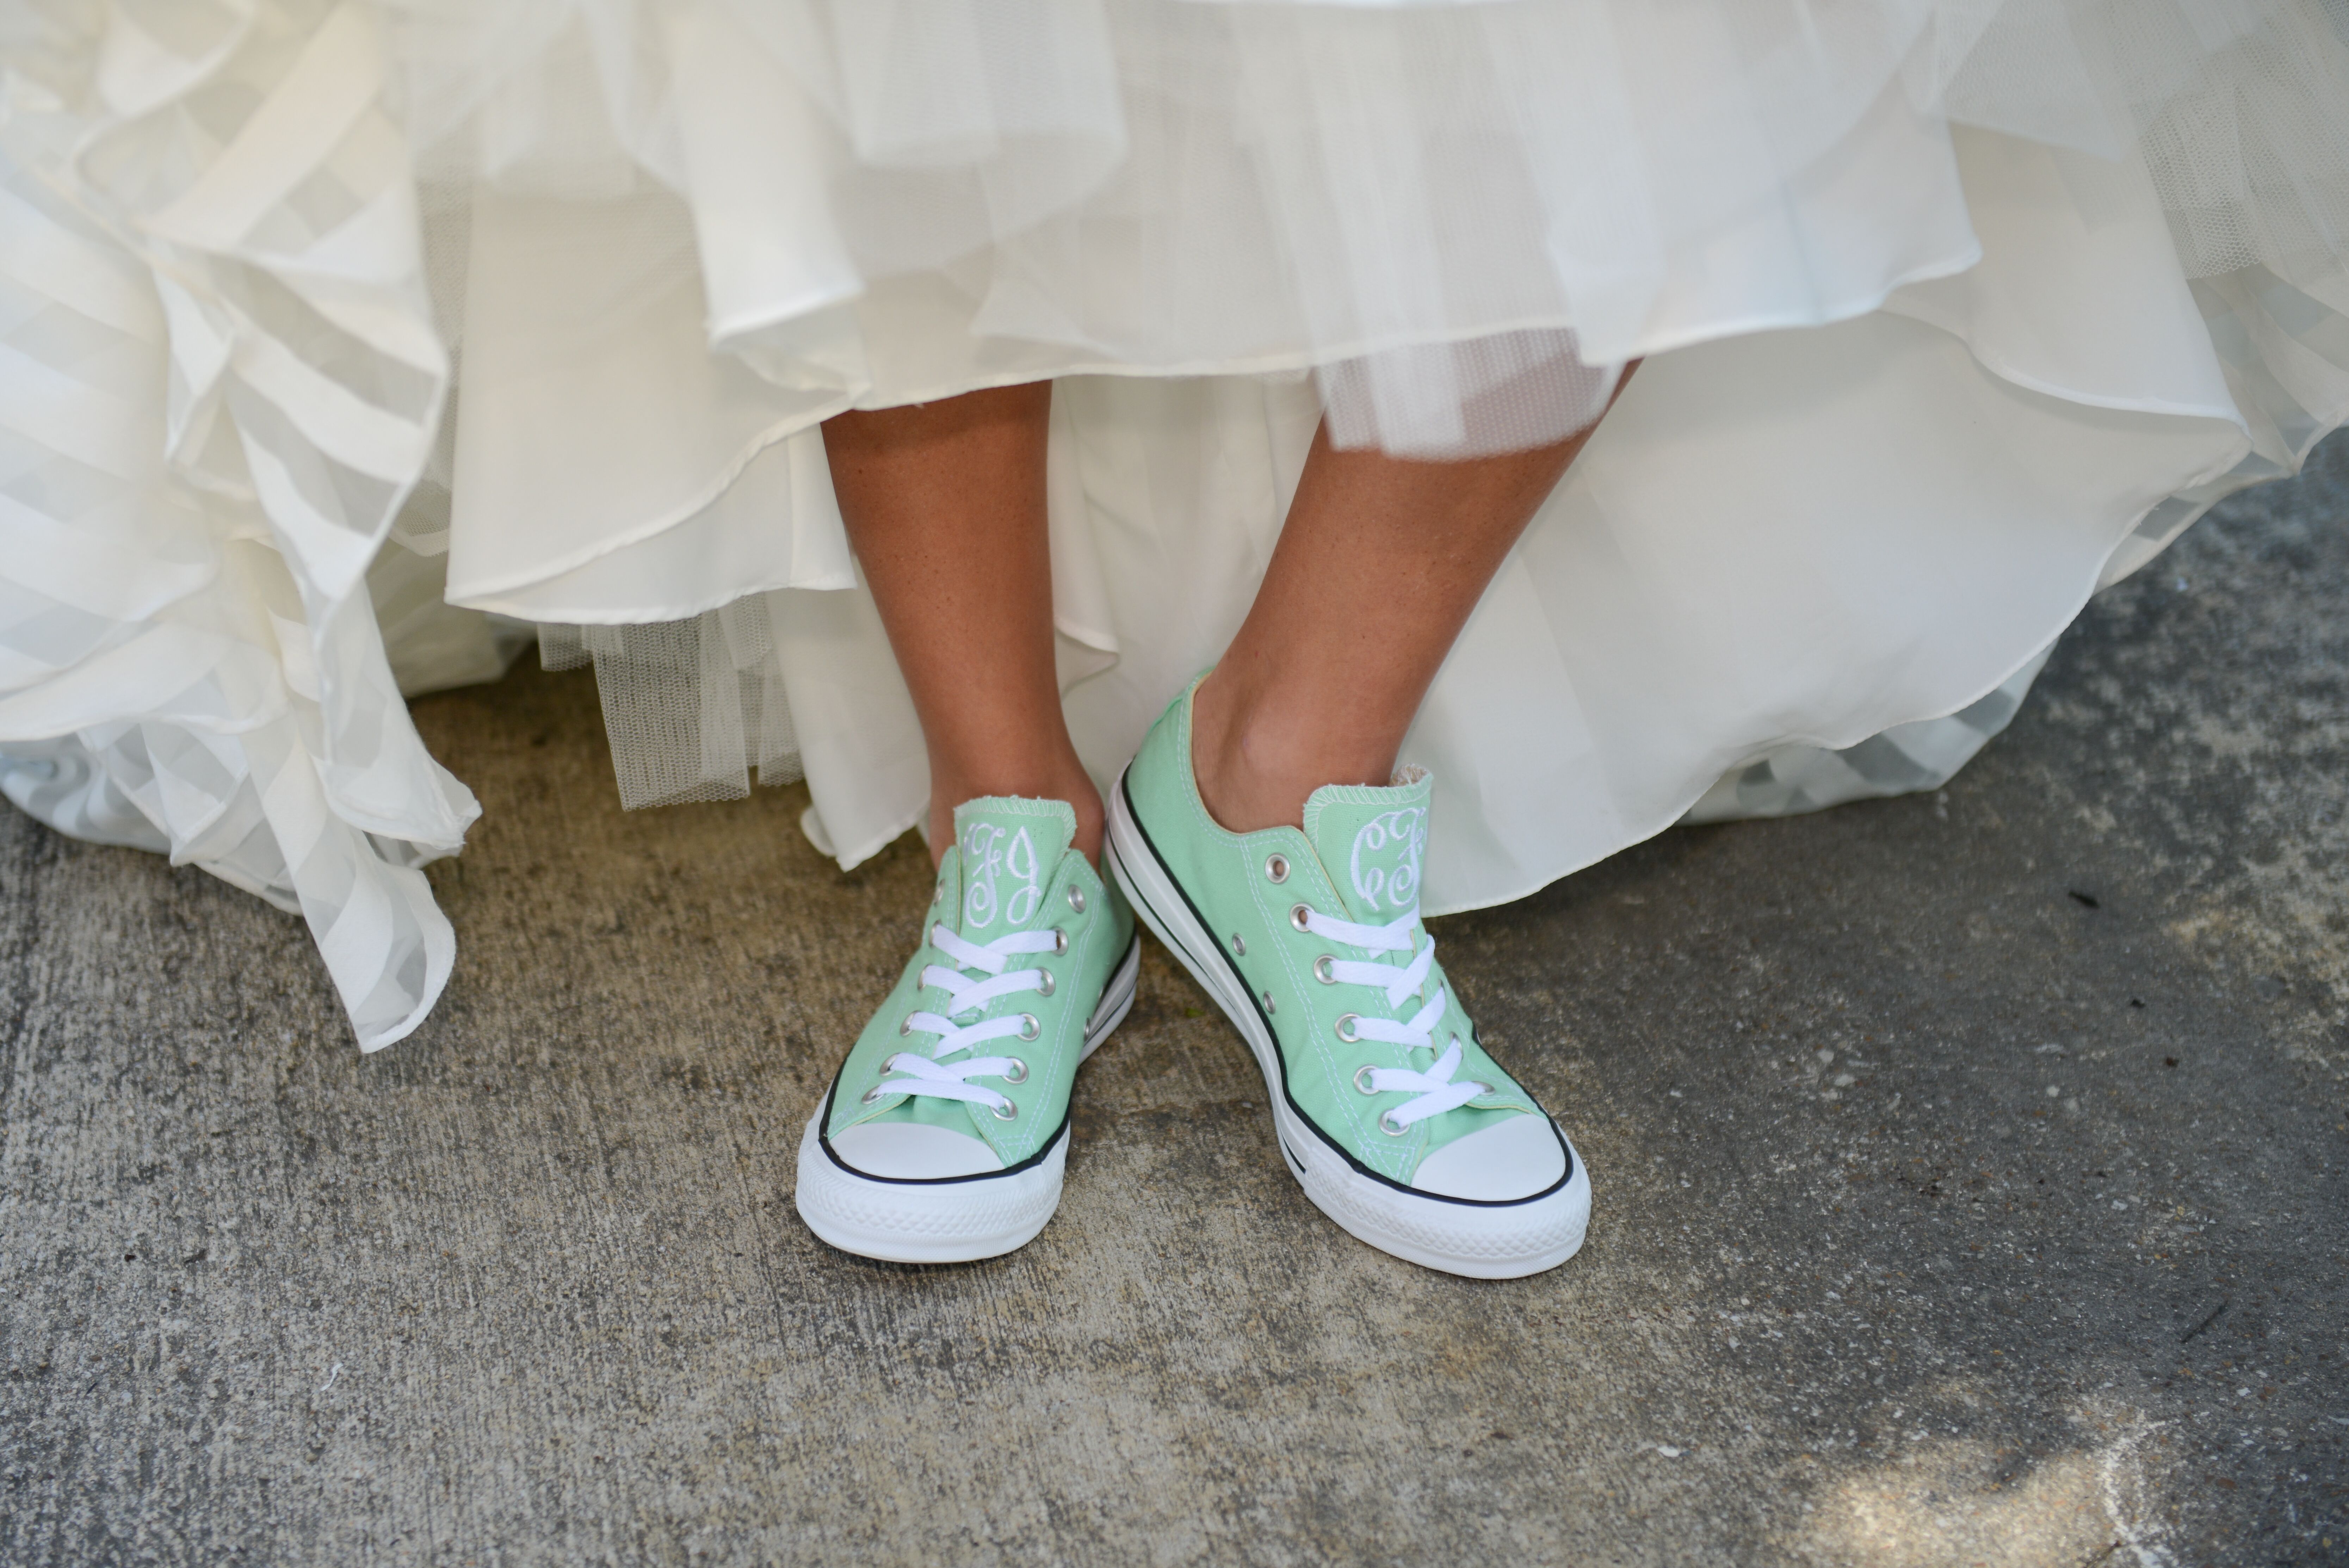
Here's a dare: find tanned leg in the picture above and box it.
[1192,369,1635,833]
[824,383,1101,866]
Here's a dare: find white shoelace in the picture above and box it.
[1302,905,1490,1131]
[873,924,1061,1117]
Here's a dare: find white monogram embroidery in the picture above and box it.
[1348,807,1427,913]
[962,822,1043,930]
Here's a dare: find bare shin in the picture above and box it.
[825,384,1102,866]
[1192,369,1633,834]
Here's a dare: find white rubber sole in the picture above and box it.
[1107,771,1591,1280]
[794,935,1140,1264]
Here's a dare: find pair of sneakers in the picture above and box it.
[793,677,1593,1278]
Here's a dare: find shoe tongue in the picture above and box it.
[1301,768,1433,923]
[948,796,1076,937]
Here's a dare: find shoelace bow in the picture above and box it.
[1304,904,1490,1131]
[873,924,1059,1117]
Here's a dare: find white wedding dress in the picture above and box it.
[2,0,2344,1047]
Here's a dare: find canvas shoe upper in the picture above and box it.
[794,796,1138,1263]
[1106,676,1590,1278]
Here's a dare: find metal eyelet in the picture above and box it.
[1067,885,1087,915]
[861,1084,887,1105]
[1016,1013,1041,1041]
[1231,934,1246,957]
[1261,990,1276,1015]
[1334,1013,1361,1042]
[898,1013,915,1036]
[1034,969,1055,998]
[991,1100,1019,1122]
[1265,854,1289,883]
[1377,1111,1409,1137]
[1050,927,1069,956]
[932,882,944,906]
[1313,955,1336,984]
[1001,1059,1029,1085]
[1290,904,1313,933]
[1353,1064,1379,1095]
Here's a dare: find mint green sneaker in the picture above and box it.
[1106,678,1590,1278]
[795,797,1138,1263]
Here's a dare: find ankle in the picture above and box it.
[928,765,1104,870]
[1190,669,1393,835]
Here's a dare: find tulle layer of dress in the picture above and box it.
[0,0,2344,1046]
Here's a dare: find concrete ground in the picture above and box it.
[3,438,2346,1568]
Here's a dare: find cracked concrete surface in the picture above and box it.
[2,437,2345,1565]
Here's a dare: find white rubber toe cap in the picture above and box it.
[829,1121,1005,1180]
[1411,1113,1569,1201]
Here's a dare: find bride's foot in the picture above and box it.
[1106,678,1590,1278]
[795,797,1138,1263]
